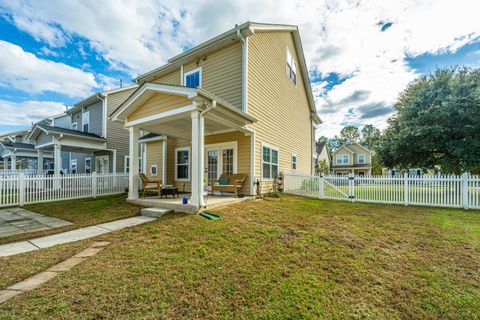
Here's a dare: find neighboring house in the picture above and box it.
[314,140,330,173]
[331,142,372,176]
[111,22,321,210]
[0,129,54,171]
[28,85,137,174]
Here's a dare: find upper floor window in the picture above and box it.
[336,154,349,165]
[358,154,365,164]
[184,67,202,88]
[72,122,78,131]
[262,144,279,179]
[82,111,90,133]
[286,48,297,85]
[291,153,297,170]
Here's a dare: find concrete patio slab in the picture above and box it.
[0,208,73,239]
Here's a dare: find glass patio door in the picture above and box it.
[206,149,219,182]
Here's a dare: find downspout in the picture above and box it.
[237,29,248,113]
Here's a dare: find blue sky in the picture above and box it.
[0,0,479,137]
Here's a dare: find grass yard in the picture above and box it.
[1,195,479,319]
[0,194,141,244]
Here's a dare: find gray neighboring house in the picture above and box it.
[0,129,54,171]
[27,85,137,174]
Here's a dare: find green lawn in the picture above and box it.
[1,195,479,319]
[0,194,141,245]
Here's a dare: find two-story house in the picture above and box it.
[111,22,322,210]
[28,85,137,174]
[331,141,372,176]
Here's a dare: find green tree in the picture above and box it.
[339,125,360,142]
[377,68,480,174]
[360,124,381,150]
[316,159,329,174]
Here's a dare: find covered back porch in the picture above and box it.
[112,83,256,211]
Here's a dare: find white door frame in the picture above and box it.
[204,141,238,180]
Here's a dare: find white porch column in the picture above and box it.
[190,110,205,208]
[128,126,140,199]
[10,153,16,170]
[37,149,44,174]
[54,144,62,175]
[162,139,167,186]
[112,149,117,173]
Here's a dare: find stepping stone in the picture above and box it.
[0,290,21,304]
[7,271,58,292]
[47,257,86,272]
[141,208,172,218]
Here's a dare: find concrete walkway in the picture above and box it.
[0,241,111,304]
[0,216,156,257]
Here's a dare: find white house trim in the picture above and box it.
[174,146,191,182]
[183,67,202,88]
[125,104,197,127]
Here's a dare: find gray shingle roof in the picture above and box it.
[38,125,105,140]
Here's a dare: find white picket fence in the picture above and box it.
[0,173,129,207]
[283,172,480,209]
[0,169,38,176]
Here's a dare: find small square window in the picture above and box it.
[150,165,158,176]
[184,68,202,88]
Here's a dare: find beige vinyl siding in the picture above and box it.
[107,88,136,173]
[152,69,181,86]
[128,94,191,121]
[145,140,163,181]
[145,131,251,195]
[183,42,243,108]
[248,31,313,191]
[150,42,243,109]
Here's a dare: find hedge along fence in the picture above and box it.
[283,172,480,209]
[0,173,129,207]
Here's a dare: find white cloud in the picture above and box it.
[0,100,66,126]
[0,40,100,97]
[1,0,479,136]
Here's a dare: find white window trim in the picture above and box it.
[286,47,297,86]
[70,159,77,173]
[85,157,92,174]
[204,141,238,179]
[175,147,190,181]
[95,155,109,173]
[261,142,280,181]
[124,155,141,174]
[71,122,78,130]
[183,67,202,88]
[336,154,350,165]
[291,153,297,171]
[150,164,158,176]
[358,154,366,164]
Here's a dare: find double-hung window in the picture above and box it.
[286,48,297,85]
[72,122,78,131]
[262,145,279,179]
[71,159,77,174]
[85,158,91,174]
[175,147,190,180]
[336,154,349,165]
[291,154,297,170]
[358,154,365,164]
[184,67,202,88]
[82,111,90,133]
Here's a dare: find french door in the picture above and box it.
[204,143,236,182]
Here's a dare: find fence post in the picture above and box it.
[349,173,355,202]
[319,174,325,199]
[404,172,409,206]
[92,172,98,198]
[19,172,25,207]
[462,172,469,209]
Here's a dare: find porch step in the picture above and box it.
[141,208,173,218]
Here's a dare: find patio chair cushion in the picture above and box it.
[218,177,229,185]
